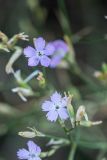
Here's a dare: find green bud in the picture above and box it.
[67,95,75,128]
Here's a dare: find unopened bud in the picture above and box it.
[18,131,36,138]
[67,94,75,127]
[76,105,88,122]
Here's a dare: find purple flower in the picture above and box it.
[24,37,55,67]
[50,40,69,68]
[17,141,41,160]
[42,91,69,122]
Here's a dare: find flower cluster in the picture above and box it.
[24,37,68,68]
[17,91,102,160]
[15,34,102,160]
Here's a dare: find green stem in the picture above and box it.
[57,0,72,36]
[43,133,70,144]
[68,143,77,160]
[42,67,46,80]
[58,119,71,140]
[40,147,58,158]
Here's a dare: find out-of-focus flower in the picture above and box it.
[50,40,69,68]
[24,37,55,67]
[17,141,41,160]
[42,91,69,122]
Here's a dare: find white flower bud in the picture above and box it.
[76,105,88,122]
[18,131,36,138]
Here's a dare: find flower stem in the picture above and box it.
[42,67,46,78]
[58,119,71,140]
[68,143,77,160]
[44,133,70,143]
[24,70,40,83]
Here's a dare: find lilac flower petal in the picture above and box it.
[44,43,55,56]
[17,149,29,159]
[58,108,69,120]
[34,37,45,51]
[40,55,51,67]
[28,57,39,66]
[50,56,61,68]
[24,46,36,58]
[42,101,53,111]
[51,91,61,103]
[28,158,33,160]
[46,110,58,122]
[28,157,41,160]
[27,141,41,154]
[35,157,41,160]
[28,157,35,160]
[52,40,69,53]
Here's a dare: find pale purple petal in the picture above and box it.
[28,157,35,160]
[46,110,58,122]
[40,55,51,67]
[24,46,36,58]
[50,56,61,68]
[28,157,41,160]
[35,157,41,160]
[28,158,33,160]
[42,101,53,111]
[58,108,69,120]
[44,43,55,56]
[17,149,29,159]
[34,37,45,51]
[27,141,41,154]
[28,57,39,66]
[51,91,61,103]
[52,40,69,53]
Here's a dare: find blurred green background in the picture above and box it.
[1,0,107,160]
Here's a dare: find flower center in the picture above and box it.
[37,51,44,56]
[29,153,36,158]
[56,105,59,110]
